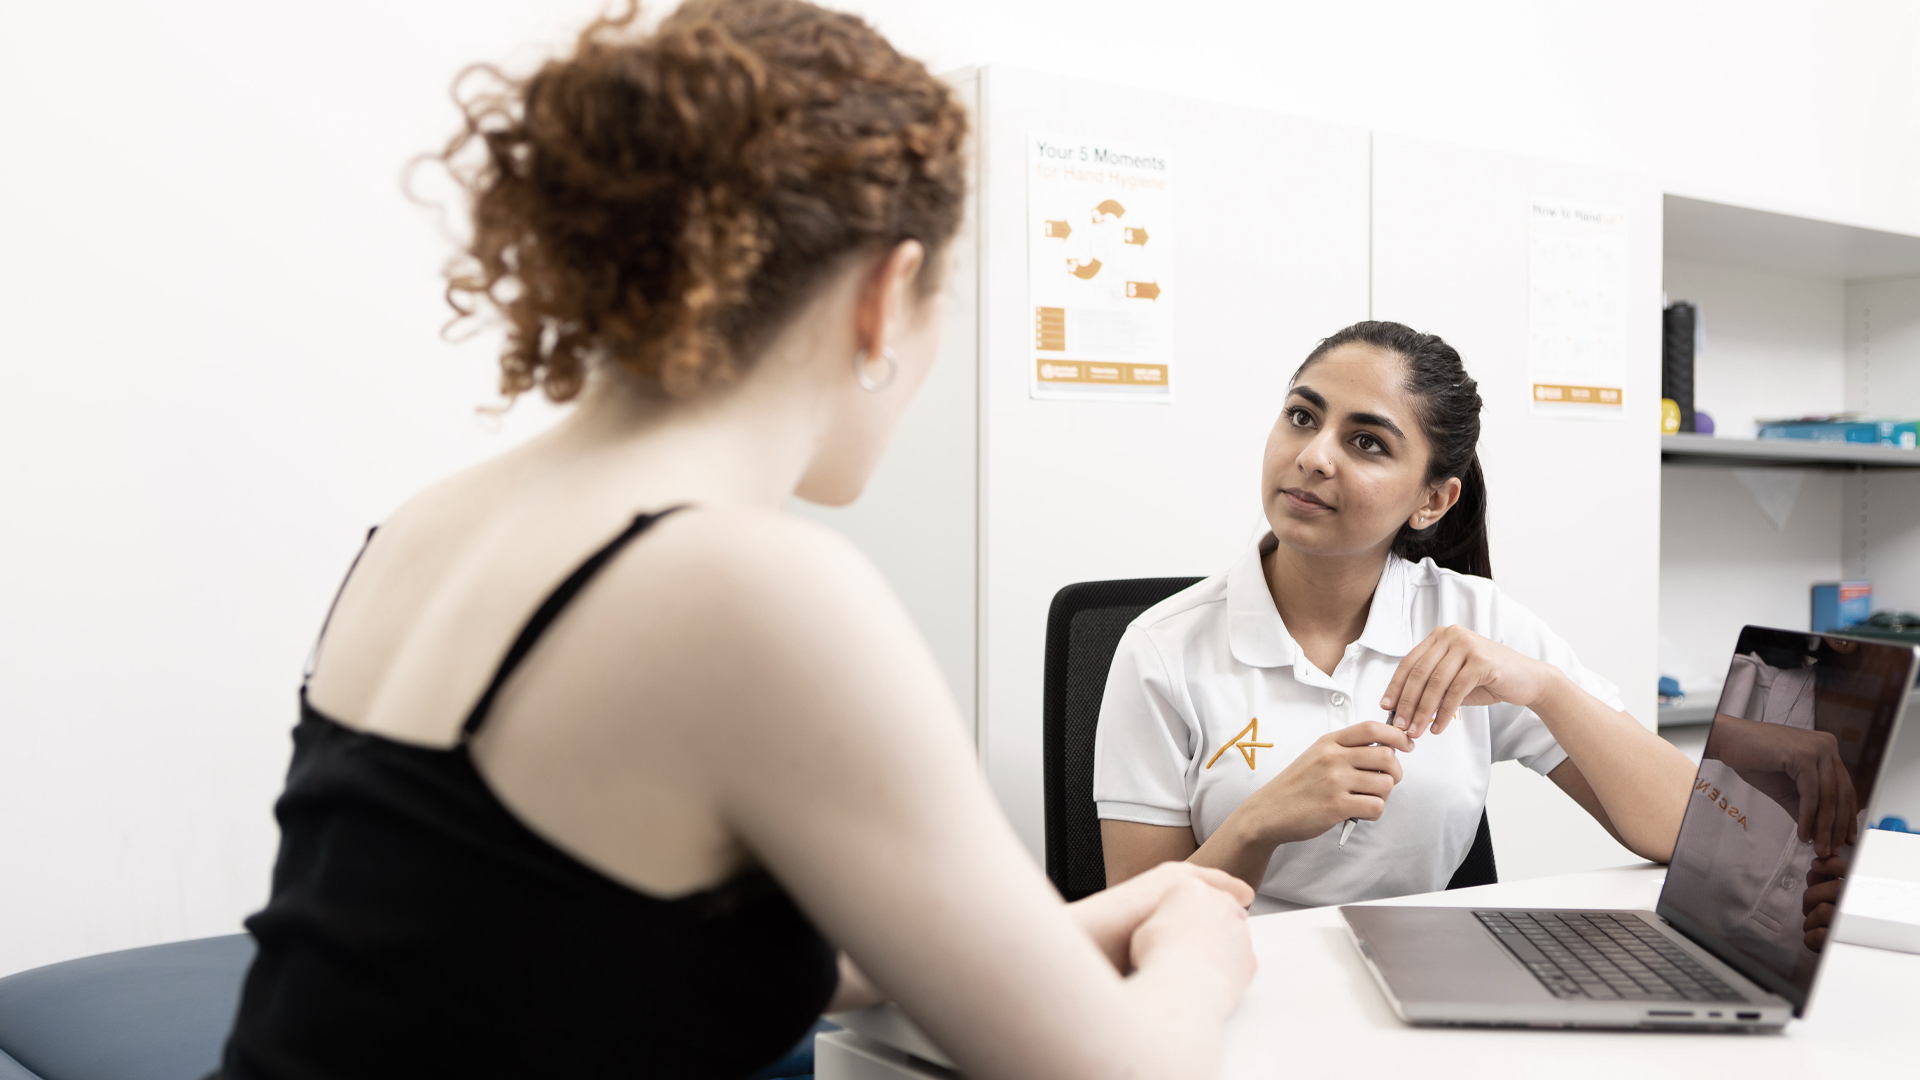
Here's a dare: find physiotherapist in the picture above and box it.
[1094,320,1699,914]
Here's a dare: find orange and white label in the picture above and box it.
[1036,359,1170,386]
[1532,383,1622,406]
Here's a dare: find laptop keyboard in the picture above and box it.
[1474,910,1746,1002]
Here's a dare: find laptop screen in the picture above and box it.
[1656,626,1916,1014]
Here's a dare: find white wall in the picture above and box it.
[1660,466,1846,689]
[1843,279,1920,615]
[7,0,1920,975]
[845,0,1920,238]
[1663,259,1848,440]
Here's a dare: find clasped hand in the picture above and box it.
[1068,862,1256,988]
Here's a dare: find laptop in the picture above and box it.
[1342,625,1918,1032]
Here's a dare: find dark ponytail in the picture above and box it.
[1291,320,1492,579]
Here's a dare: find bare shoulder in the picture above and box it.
[600,505,904,642]
[570,503,955,750]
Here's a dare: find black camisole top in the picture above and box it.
[217,509,838,1078]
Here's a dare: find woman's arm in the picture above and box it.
[1383,626,1694,863]
[615,511,1255,1080]
[1527,673,1694,861]
[1101,822,1198,889]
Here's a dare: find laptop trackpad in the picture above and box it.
[1345,907,1546,1005]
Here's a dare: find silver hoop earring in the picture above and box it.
[854,347,898,392]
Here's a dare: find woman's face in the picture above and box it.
[1260,343,1457,560]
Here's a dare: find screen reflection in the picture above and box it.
[1658,629,1906,1003]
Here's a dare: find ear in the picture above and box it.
[854,240,927,355]
[1408,475,1463,531]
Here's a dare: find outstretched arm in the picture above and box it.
[1383,625,1694,863]
[630,512,1256,1080]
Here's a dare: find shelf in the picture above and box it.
[1664,194,1920,280]
[1657,683,1721,729]
[1661,434,1920,470]
[1656,701,1718,728]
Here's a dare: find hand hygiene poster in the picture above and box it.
[1028,135,1174,402]
[1527,198,1627,420]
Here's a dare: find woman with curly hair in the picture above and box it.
[213,2,1253,1078]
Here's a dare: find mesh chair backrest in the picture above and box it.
[1043,578,1202,901]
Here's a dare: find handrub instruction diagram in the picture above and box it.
[1028,134,1174,401]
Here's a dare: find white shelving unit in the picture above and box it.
[1659,195,1920,698]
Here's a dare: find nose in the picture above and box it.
[1296,428,1338,478]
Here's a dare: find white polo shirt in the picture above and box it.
[1093,534,1623,914]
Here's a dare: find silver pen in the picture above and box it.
[1341,710,1412,849]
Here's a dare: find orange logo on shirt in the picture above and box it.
[1205,718,1273,770]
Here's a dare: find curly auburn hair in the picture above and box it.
[440,0,970,402]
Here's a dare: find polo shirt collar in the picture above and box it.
[1226,536,1418,668]
[1354,554,1417,658]
[1227,535,1296,668]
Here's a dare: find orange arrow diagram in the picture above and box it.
[1122,226,1149,246]
[1126,280,1160,300]
[1094,199,1126,219]
[1068,257,1102,280]
[1043,219,1072,239]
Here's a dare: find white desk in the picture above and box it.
[824,865,1918,1079]
[1222,865,1915,1080]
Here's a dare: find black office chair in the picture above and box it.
[1042,577,1497,902]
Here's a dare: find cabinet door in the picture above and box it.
[1371,133,1663,729]
[978,68,1371,855]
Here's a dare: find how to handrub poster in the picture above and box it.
[1027,134,1174,402]
[1527,197,1627,420]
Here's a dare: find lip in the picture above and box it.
[1279,487,1333,513]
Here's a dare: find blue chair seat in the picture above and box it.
[0,935,253,1080]
[0,935,830,1080]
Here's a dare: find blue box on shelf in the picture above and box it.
[1812,581,1872,633]
[1757,419,1919,448]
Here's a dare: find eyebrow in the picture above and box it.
[1288,385,1407,440]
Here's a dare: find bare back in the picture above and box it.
[304,428,757,897]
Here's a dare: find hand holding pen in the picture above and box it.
[1338,712,1416,849]
[1214,722,1413,856]
[1340,625,1520,849]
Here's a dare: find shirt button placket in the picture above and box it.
[1329,690,1348,730]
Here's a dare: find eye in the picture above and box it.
[1286,406,1316,428]
[1352,432,1386,454]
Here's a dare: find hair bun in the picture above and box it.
[441,0,968,402]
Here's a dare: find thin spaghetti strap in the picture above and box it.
[303,526,381,687]
[460,507,688,740]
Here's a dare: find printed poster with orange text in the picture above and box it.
[1527,197,1627,420]
[1028,134,1174,402]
